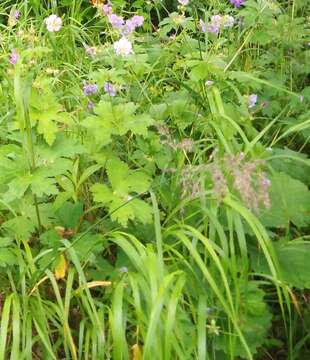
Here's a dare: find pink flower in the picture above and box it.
[9,48,19,65]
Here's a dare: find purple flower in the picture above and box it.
[104,82,117,97]
[248,94,258,108]
[83,82,98,96]
[9,48,19,65]
[199,19,206,33]
[87,101,94,110]
[122,15,144,35]
[208,15,222,34]
[229,0,245,8]
[102,3,113,15]
[131,15,144,28]
[108,13,124,29]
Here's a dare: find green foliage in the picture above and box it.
[0,0,309,358]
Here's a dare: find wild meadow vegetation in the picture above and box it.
[0,0,309,358]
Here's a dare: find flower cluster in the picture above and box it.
[200,14,234,34]
[100,2,144,57]
[83,82,98,96]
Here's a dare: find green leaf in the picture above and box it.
[260,172,310,228]
[0,248,17,267]
[251,241,310,289]
[2,216,35,240]
[55,201,84,228]
[91,183,113,204]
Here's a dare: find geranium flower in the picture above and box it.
[45,14,62,32]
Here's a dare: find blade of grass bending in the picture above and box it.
[166,228,253,359]
[10,294,21,360]
[151,192,164,280]
[0,294,13,360]
[164,275,186,359]
[143,271,183,359]
[197,294,208,360]
[110,279,128,360]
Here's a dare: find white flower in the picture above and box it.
[178,0,189,5]
[113,37,133,57]
[45,14,62,32]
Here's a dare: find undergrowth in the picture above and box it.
[0,0,309,359]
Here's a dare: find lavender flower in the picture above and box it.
[108,13,124,29]
[229,0,245,8]
[113,37,133,57]
[102,3,113,15]
[9,48,19,65]
[87,100,94,110]
[199,19,206,33]
[104,82,117,97]
[83,82,98,96]
[131,15,144,27]
[208,15,222,34]
[248,93,258,108]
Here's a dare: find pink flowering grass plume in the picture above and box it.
[45,14,62,32]
[83,82,98,96]
[9,48,19,65]
[113,37,133,57]
[229,0,245,8]
[104,82,117,97]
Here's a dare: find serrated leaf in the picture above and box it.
[127,172,151,193]
[130,199,152,224]
[106,159,129,192]
[91,183,113,204]
[109,197,135,226]
[2,216,35,240]
[56,201,84,228]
